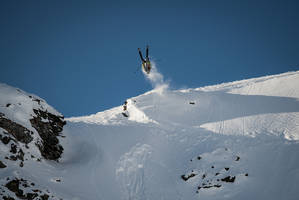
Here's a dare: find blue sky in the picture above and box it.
[0,0,298,117]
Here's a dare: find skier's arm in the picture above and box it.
[138,48,145,62]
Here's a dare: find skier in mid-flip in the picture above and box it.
[138,45,151,74]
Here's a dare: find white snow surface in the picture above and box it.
[0,83,61,130]
[1,71,299,200]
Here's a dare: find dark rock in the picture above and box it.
[3,196,15,200]
[202,174,206,179]
[225,167,229,171]
[29,96,43,105]
[6,103,11,107]
[1,136,11,144]
[181,173,197,181]
[10,143,17,154]
[22,182,29,188]
[5,179,25,198]
[221,176,235,183]
[0,160,7,168]
[245,173,248,176]
[235,156,240,161]
[40,194,49,200]
[197,156,201,160]
[189,102,195,105]
[26,193,38,199]
[30,109,65,161]
[0,112,33,143]
[9,155,17,161]
[202,185,213,189]
[5,179,20,192]
[17,149,24,161]
[215,172,220,176]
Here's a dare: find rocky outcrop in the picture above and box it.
[181,148,248,193]
[30,109,66,161]
[0,108,66,161]
[0,113,33,144]
[2,177,60,200]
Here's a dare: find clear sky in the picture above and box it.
[0,0,298,117]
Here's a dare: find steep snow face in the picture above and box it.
[63,71,299,200]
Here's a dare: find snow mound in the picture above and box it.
[67,99,157,125]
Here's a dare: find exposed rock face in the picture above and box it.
[2,177,59,200]
[30,109,66,161]
[0,113,33,144]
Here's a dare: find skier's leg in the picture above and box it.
[146,45,149,60]
[138,48,145,62]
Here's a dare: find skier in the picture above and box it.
[138,45,151,74]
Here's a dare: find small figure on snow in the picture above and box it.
[122,101,129,117]
[138,45,151,74]
[123,101,127,111]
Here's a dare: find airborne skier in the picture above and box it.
[138,45,151,74]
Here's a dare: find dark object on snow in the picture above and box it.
[138,45,151,74]
[181,173,197,181]
[221,176,235,183]
[123,101,128,111]
[30,109,66,161]
[189,102,195,105]
[0,112,33,144]
[0,160,7,168]
[235,156,240,161]
[122,112,129,118]
[225,167,229,171]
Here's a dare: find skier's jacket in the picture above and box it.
[142,60,151,74]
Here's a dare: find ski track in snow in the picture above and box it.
[116,144,152,200]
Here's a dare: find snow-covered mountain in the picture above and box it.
[1,71,299,200]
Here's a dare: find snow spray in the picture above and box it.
[143,61,168,94]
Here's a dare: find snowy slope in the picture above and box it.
[64,71,299,200]
[1,71,299,200]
